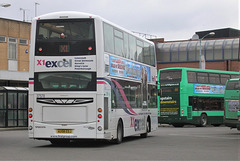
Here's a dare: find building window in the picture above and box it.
[0,36,6,43]
[19,38,28,45]
[8,37,17,60]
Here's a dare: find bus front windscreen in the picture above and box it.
[35,19,95,56]
[34,72,96,91]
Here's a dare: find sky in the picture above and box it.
[0,0,239,41]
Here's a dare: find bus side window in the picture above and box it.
[111,89,117,109]
[189,96,198,111]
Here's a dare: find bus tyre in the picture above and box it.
[140,119,150,138]
[114,121,123,144]
[200,114,207,127]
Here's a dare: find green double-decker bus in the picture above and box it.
[224,78,240,130]
[157,67,239,127]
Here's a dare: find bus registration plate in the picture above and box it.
[56,129,72,134]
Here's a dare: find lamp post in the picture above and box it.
[20,8,27,22]
[199,32,215,69]
[35,2,40,17]
[0,3,11,7]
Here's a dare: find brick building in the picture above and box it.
[151,28,240,72]
[0,18,30,86]
[0,18,30,128]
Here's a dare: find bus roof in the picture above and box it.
[158,67,239,74]
[34,11,154,45]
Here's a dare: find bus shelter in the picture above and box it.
[0,87,28,128]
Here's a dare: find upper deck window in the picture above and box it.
[159,70,182,82]
[36,19,95,56]
[226,80,240,90]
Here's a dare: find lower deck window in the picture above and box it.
[189,96,224,111]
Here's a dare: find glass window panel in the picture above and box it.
[232,39,239,59]
[159,70,182,82]
[129,35,136,61]
[8,119,17,127]
[179,42,187,61]
[114,37,123,56]
[143,42,150,65]
[226,80,240,90]
[214,40,224,60]
[197,72,209,84]
[0,93,6,109]
[205,40,214,60]
[18,120,27,126]
[36,19,95,56]
[8,110,17,119]
[150,45,156,66]
[187,71,197,83]
[103,23,114,53]
[196,42,200,61]
[0,110,6,127]
[8,39,17,60]
[123,32,129,58]
[8,93,17,109]
[18,110,27,119]
[209,73,220,84]
[231,74,239,79]
[220,74,230,85]
[223,40,232,60]
[188,41,197,61]
[160,43,171,62]
[148,85,157,108]
[137,40,143,62]
[114,29,123,38]
[112,79,142,108]
[171,43,179,62]
[34,72,96,91]
[18,93,28,109]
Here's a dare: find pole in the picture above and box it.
[198,32,215,69]
[35,2,40,17]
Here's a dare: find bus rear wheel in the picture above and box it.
[113,120,123,144]
[140,118,150,138]
[199,114,207,127]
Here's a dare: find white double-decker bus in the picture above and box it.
[28,11,158,144]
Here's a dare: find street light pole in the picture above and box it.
[35,2,40,17]
[20,8,27,22]
[199,32,215,69]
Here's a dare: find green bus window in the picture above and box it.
[187,71,197,83]
[209,73,220,84]
[197,72,208,84]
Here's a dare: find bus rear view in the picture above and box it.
[29,11,158,144]
[28,13,99,144]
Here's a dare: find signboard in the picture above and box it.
[110,56,150,81]
[194,84,225,94]
[35,55,96,72]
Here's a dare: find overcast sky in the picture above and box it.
[0,0,239,40]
